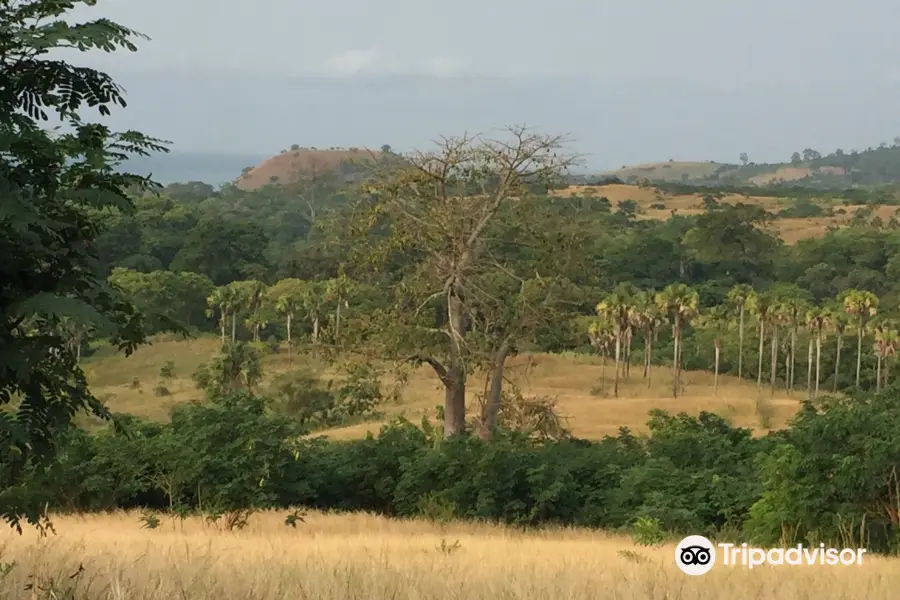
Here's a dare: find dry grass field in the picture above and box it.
[82,335,801,440]
[1,511,896,600]
[554,183,896,244]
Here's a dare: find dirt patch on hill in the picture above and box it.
[235,148,381,190]
[749,166,813,185]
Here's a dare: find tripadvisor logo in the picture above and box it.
[674,535,867,575]
[675,535,716,576]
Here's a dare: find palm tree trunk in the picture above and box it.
[876,355,883,392]
[642,331,650,380]
[855,323,863,389]
[623,328,629,378]
[672,314,681,398]
[286,313,293,360]
[833,334,843,392]
[647,333,653,388]
[231,311,237,342]
[770,328,779,396]
[815,331,822,398]
[600,353,607,393]
[806,336,814,397]
[738,306,745,379]
[613,329,621,397]
[220,316,226,343]
[714,338,720,395]
[335,301,342,341]
[313,314,319,342]
[757,321,765,396]
[789,327,797,394]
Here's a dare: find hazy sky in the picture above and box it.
[68,0,900,170]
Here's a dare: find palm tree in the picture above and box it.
[873,321,899,392]
[270,278,306,357]
[588,318,616,394]
[828,302,850,392]
[596,284,637,397]
[881,328,899,389]
[772,286,811,395]
[805,306,830,398]
[301,280,326,345]
[325,271,353,343]
[747,291,774,398]
[654,283,699,398]
[843,290,879,389]
[726,284,754,379]
[767,301,789,397]
[206,286,237,343]
[634,293,663,387]
[696,304,729,395]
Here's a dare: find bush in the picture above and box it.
[20,387,900,554]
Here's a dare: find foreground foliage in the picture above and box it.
[11,383,900,553]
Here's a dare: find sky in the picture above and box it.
[67,0,900,171]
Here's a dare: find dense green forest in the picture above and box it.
[6,0,900,565]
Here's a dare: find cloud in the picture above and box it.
[323,48,382,75]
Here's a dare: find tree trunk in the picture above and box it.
[220,316,226,343]
[876,355,883,393]
[231,311,237,342]
[646,333,653,388]
[757,320,766,396]
[642,331,650,380]
[313,314,319,343]
[600,353,607,394]
[815,332,822,398]
[806,337,813,398]
[789,327,797,394]
[713,338,720,395]
[770,328,778,396]
[833,334,843,392]
[672,317,680,398]
[855,323,863,389]
[625,328,632,378]
[479,340,511,440]
[738,306,745,379]
[444,368,467,437]
[613,329,621,397]
[286,314,293,359]
[335,301,342,342]
[444,290,469,437]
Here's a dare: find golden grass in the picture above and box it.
[553,184,900,244]
[1,511,895,599]
[82,336,803,440]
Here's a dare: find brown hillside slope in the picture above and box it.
[555,184,898,244]
[235,147,381,190]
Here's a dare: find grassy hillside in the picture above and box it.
[596,142,900,188]
[82,335,801,440]
[235,147,381,190]
[554,183,899,243]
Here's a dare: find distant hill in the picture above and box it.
[235,147,383,191]
[593,141,900,188]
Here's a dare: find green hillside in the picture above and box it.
[592,141,900,188]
